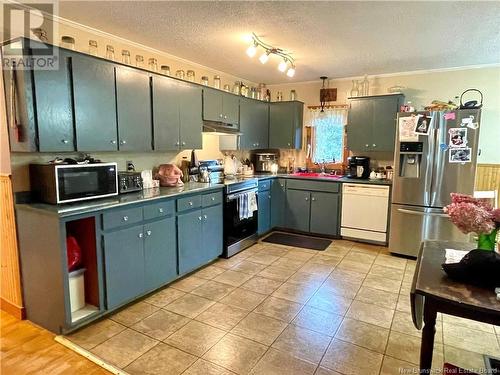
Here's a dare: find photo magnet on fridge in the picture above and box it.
[448,128,468,148]
[414,115,431,135]
[449,148,472,163]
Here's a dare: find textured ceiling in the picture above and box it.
[59,1,500,84]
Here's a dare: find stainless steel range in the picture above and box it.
[223,178,259,258]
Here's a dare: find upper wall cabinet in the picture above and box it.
[347,94,404,152]
[203,88,239,125]
[115,67,152,151]
[269,101,304,149]
[239,98,269,149]
[72,54,118,151]
[178,82,203,149]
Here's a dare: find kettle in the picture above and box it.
[223,154,236,177]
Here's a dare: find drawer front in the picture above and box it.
[286,179,340,193]
[103,206,143,230]
[258,179,271,192]
[202,191,223,207]
[143,200,175,220]
[177,194,202,212]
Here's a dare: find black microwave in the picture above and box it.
[29,162,118,204]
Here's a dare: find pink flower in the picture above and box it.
[445,193,497,235]
[450,193,493,210]
[492,208,500,224]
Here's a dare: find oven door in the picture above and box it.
[56,163,118,203]
[224,189,258,250]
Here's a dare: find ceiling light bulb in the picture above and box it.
[278,60,288,72]
[259,51,270,64]
[246,44,257,58]
[286,66,296,77]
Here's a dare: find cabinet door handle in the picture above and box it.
[312,197,316,201]
[123,216,129,221]
[365,144,369,148]
[189,201,193,206]
[61,139,68,144]
[372,144,376,147]
[287,143,291,147]
[219,114,223,118]
[268,195,271,199]
[181,141,186,146]
[110,140,117,144]
[146,230,152,236]
[224,115,228,119]
[138,233,143,238]
[198,216,202,221]
[175,141,180,146]
[158,208,164,213]
[203,214,207,220]
[305,197,309,201]
[120,140,127,145]
[211,197,215,201]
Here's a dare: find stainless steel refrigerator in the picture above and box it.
[389,109,481,257]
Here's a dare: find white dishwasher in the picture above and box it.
[341,183,390,244]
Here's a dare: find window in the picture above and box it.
[309,108,347,165]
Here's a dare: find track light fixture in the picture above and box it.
[245,33,296,77]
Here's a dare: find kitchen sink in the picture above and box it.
[292,172,343,178]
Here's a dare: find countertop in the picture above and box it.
[246,173,393,186]
[16,182,224,218]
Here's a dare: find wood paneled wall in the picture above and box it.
[476,164,500,206]
[0,174,24,318]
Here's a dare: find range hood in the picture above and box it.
[202,121,241,135]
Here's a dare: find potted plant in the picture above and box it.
[444,193,500,251]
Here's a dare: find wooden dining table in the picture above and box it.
[410,240,500,373]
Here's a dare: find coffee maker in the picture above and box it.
[346,156,370,179]
[252,152,279,173]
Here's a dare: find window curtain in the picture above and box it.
[309,108,348,163]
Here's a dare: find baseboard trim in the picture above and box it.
[1,297,25,320]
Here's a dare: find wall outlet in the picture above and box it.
[126,160,135,171]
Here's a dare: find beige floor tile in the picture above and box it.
[283,251,315,262]
[261,245,289,257]
[373,254,407,270]
[308,254,342,267]
[124,343,197,375]
[165,320,226,356]
[192,265,227,280]
[272,281,319,304]
[396,293,411,313]
[386,331,443,366]
[343,250,376,264]
[246,252,280,265]
[443,322,500,356]
[183,359,236,375]
[391,311,443,343]
[346,300,394,329]
[307,286,353,315]
[231,312,288,345]
[214,270,253,287]
[329,240,354,251]
[336,259,372,274]
[67,318,126,350]
[170,275,207,292]
[288,271,328,287]
[444,345,489,372]
[362,274,401,294]
[321,338,383,375]
[292,305,343,336]
[195,302,249,331]
[110,301,159,326]
[214,257,243,270]
[91,328,158,369]
[144,288,186,307]
[442,314,496,334]
[164,294,215,319]
[335,318,389,353]
[203,333,267,374]
[219,288,268,311]
[322,246,350,258]
[379,355,418,375]
[250,348,316,375]
[257,265,296,281]
[190,280,236,301]
[350,242,381,254]
[399,281,412,296]
[355,286,398,310]
[320,279,361,299]
[254,296,303,323]
[271,257,306,270]
[240,276,283,295]
[315,366,342,375]
[272,324,331,364]
[230,260,267,275]
[368,264,404,281]
[131,309,190,341]
[328,268,366,283]
[298,262,335,277]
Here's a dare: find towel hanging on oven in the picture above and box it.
[238,191,258,220]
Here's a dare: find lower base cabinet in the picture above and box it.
[286,189,311,232]
[258,190,271,235]
[270,179,286,228]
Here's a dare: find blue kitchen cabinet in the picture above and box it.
[152,76,181,150]
[115,66,152,151]
[286,189,311,232]
[203,88,223,122]
[72,54,118,151]
[144,217,178,291]
[103,224,145,309]
[269,101,304,149]
[258,190,271,235]
[271,178,287,228]
[202,204,223,262]
[177,209,203,274]
[179,82,203,149]
[310,191,340,236]
[240,98,269,149]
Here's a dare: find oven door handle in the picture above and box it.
[226,189,258,201]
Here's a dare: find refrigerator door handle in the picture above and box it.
[425,113,438,206]
[396,208,448,218]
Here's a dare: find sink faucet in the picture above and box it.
[320,159,326,175]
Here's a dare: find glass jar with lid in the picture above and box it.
[186,70,195,82]
[148,58,158,72]
[213,75,221,89]
[240,84,248,97]
[105,45,114,60]
[201,76,209,86]
[121,50,131,64]
[232,81,241,95]
[175,70,185,79]
[289,89,297,101]
[60,36,75,50]
[250,87,257,99]
[223,84,230,92]
[88,40,98,56]
[135,55,144,67]
[160,65,170,76]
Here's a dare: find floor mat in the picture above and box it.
[262,232,331,250]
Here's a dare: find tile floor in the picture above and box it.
[66,237,500,375]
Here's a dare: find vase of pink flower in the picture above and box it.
[444,193,500,251]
